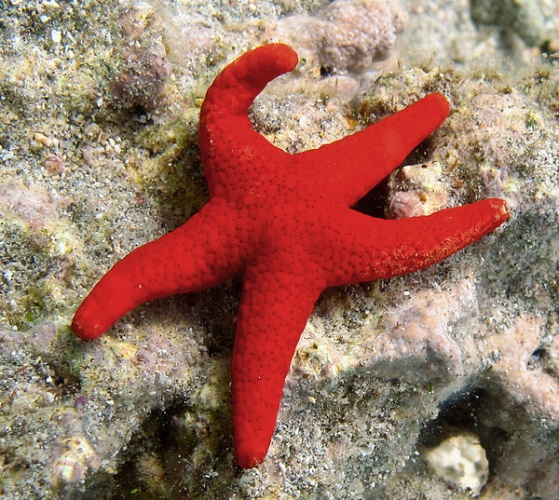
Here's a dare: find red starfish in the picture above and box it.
[72,44,509,468]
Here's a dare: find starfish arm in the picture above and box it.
[72,202,246,340]
[322,199,509,286]
[298,93,450,206]
[231,260,325,468]
[199,44,298,197]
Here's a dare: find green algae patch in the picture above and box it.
[134,110,208,226]
[1,215,72,330]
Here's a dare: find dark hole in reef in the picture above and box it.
[108,400,191,499]
[53,372,81,399]
[418,387,508,479]
[351,140,435,219]
[530,347,546,360]
[115,104,154,124]
[128,104,149,118]
[540,39,555,60]
[527,347,547,370]
[320,65,334,77]
[108,397,235,499]
[419,388,485,449]
[352,177,389,218]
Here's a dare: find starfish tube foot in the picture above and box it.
[72,43,509,467]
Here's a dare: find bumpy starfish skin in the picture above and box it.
[72,44,509,468]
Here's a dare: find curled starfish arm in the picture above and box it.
[201,43,298,121]
[72,202,245,340]
[199,44,298,196]
[232,260,324,468]
[300,93,451,205]
[323,199,509,286]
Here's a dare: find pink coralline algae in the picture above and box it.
[268,0,407,74]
